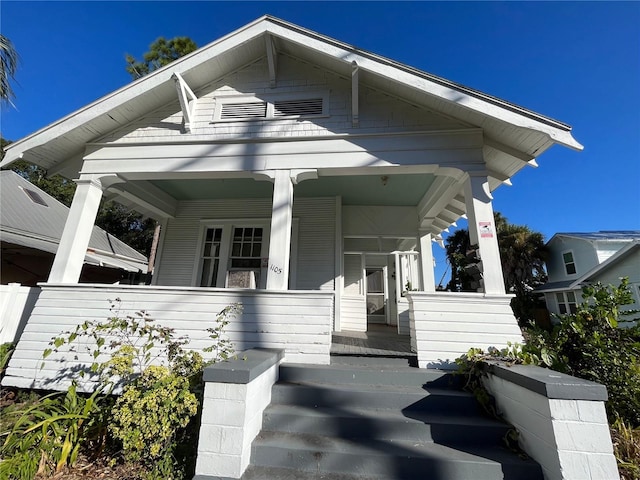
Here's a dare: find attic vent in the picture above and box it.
[20,187,48,207]
[220,102,267,119]
[274,98,323,117]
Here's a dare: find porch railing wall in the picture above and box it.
[1,284,333,391]
[0,283,40,345]
[406,291,523,369]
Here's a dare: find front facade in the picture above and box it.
[538,231,640,321]
[0,17,583,389]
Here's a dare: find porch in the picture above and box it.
[330,324,414,358]
[1,283,524,391]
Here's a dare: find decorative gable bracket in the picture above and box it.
[173,72,198,133]
[265,34,278,88]
[351,61,359,127]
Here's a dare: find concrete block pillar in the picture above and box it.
[266,170,294,290]
[463,173,505,294]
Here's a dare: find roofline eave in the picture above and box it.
[1,15,583,171]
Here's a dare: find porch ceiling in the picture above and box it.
[148,173,435,206]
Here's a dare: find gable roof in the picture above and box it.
[549,231,640,243]
[0,171,148,272]
[537,239,640,293]
[1,15,582,182]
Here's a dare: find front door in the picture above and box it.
[366,267,387,326]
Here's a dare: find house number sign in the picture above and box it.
[269,264,283,275]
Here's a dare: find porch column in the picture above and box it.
[418,230,436,292]
[48,174,113,284]
[266,170,294,290]
[463,173,506,294]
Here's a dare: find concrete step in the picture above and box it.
[271,381,479,413]
[280,363,460,388]
[262,403,511,445]
[330,355,417,368]
[250,431,543,480]
[240,465,385,480]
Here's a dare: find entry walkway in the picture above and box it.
[331,324,414,357]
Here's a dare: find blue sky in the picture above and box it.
[1,1,639,283]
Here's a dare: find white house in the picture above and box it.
[0,16,583,389]
[537,231,640,322]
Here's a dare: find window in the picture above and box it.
[199,227,222,287]
[556,291,578,314]
[20,186,48,207]
[213,92,327,122]
[195,222,270,289]
[563,251,577,275]
[227,227,263,288]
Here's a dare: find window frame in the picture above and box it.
[192,218,299,289]
[562,250,577,276]
[212,91,329,123]
[555,290,578,315]
[193,219,271,289]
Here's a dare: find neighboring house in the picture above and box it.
[0,16,583,389]
[537,231,640,322]
[1,170,148,286]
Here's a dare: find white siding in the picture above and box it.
[98,55,467,145]
[590,248,640,319]
[343,254,363,296]
[155,197,335,290]
[0,284,39,344]
[547,238,599,282]
[341,296,366,332]
[407,292,523,369]
[294,198,336,291]
[397,298,410,335]
[2,285,334,391]
[594,241,630,263]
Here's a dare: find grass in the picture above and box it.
[611,418,640,480]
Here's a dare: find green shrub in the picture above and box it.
[458,278,640,428]
[531,279,640,426]
[0,383,108,479]
[611,417,640,480]
[109,365,198,478]
[0,342,15,378]
[35,299,241,479]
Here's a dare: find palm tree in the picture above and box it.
[0,34,18,105]
[445,212,548,323]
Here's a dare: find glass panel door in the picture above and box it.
[366,268,386,324]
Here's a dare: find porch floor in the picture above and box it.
[331,324,414,358]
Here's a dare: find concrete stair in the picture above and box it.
[242,360,543,480]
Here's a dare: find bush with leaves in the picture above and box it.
[458,278,640,426]
[0,342,15,378]
[532,279,640,426]
[109,365,198,478]
[3,300,240,479]
[457,278,640,476]
[0,384,108,479]
[43,300,240,478]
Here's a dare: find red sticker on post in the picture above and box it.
[479,222,493,238]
